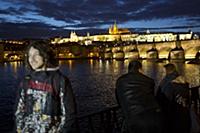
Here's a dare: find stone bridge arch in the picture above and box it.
[181,40,200,59]
[135,40,200,60]
[109,39,200,60]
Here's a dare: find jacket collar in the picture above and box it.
[35,66,59,72]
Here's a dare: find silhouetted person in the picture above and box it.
[156,63,190,133]
[116,60,163,133]
[15,41,78,133]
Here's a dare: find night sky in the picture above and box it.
[0,0,200,39]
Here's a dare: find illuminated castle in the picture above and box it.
[51,21,196,44]
[108,21,131,35]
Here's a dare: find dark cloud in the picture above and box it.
[0,0,199,39]
[0,10,8,14]
[0,22,65,39]
[141,0,200,19]
[0,22,107,39]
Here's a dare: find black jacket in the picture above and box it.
[116,71,160,123]
[15,68,78,133]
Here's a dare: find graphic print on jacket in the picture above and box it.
[16,78,66,133]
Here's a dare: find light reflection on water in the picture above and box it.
[0,60,200,115]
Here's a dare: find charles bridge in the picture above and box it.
[0,39,200,62]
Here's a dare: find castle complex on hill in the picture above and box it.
[51,22,198,45]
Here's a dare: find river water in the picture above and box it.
[0,60,200,131]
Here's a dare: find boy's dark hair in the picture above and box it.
[128,60,142,72]
[164,63,176,72]
[25,40,58,70]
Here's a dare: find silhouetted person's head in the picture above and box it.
[128,60,142,73]
[164,63,177,75]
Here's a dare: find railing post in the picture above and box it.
[113,108,120,132]
[100,112,105,131]
[190,86,200,114]
[77,106,120,132]
[105,110,112,132]
[88,116,95,133]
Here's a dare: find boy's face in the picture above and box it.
[28,46,45,70]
